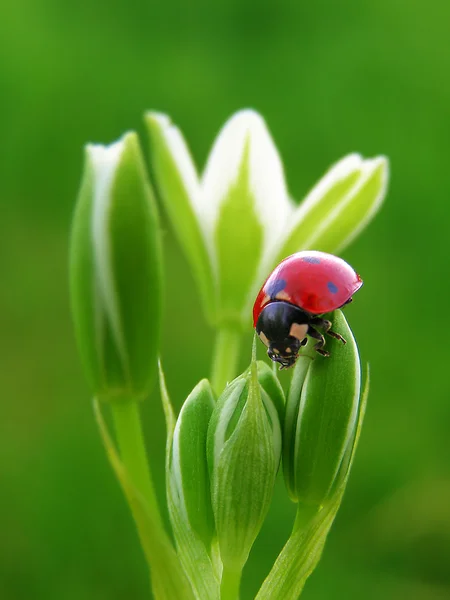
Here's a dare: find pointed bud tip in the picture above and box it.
[224,108,266,131]
[144,111,172,128]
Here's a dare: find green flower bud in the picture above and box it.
[145,110,388,328]
[283,310,361,507]
[144,113,217,324]
[169,379,216,548]
[275,154,389,263]
[255,360,285,427]
[207,355,283,571]
[69,132,162,401]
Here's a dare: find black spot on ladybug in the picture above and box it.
[266,278,286,299]
[301,256,321,264]
[327,281,338,294]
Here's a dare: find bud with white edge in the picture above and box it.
[70,132,163,402]
[145,110,388,328]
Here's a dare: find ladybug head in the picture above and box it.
[256,301,310,369]
[267,340,300,369]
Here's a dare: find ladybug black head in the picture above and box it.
[267,340,300,369]
[256,301,310,369]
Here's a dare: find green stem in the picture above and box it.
[111,399,164,532]
[220,564,242,600]
[211,327,242,395]
[107,399,194,600]
[293,502,320,534]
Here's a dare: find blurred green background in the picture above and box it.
[2,1,450,598]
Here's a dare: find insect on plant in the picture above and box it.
[253,250,363,368]
[70,109,388,600]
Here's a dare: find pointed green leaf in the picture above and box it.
[158,360,176,455]
[170,379,216,547]
[166,492,220,600]
[256,359,285,428]
[214,141,264,326]
[144,112,216,323]
[277,155,389,261]
[282,355,313,502]
[159,370,220,600]
[202,110,292,326]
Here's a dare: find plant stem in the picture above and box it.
[111,399,165,532]
[211,326,242,395]
[220,564,242,600]
[95,398,194,600]
[293,502,319,534]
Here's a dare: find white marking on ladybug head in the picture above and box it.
[258,331,270,347]
[275,290,291,302]
[285,346,292,353]
[289,323,308,343]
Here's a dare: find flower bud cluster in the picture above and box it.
[168,312,361,581]
[146,110,388,328]
[70,110,374,597]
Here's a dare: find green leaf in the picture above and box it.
[158,359,176,460]
[214,140,264,326]
[170,379,216,548]
[256,359,285,429]
[255,367,370,600]
[159,367,220,600]
[277,155,389,261]
[166,493,220,600]
[282,356,313,502]
[144,112,217,323]
[70,132,162,401]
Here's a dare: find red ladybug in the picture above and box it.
[253,251,363,368]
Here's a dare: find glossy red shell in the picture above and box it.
[253,251,363,325]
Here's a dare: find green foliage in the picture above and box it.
[69,114,378,599]
[145,110,387,331]
[276,156,388,260]
[93,398,195,600]
[214,143,264,325]
[256,372,369,600]
[161,370,220,600]
[145,113,217,323]
[6,4,450,598]
[169,379,216,548]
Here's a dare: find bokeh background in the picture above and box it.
[2,1,450,598]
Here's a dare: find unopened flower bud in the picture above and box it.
[70,132,162,401]
[283,310,361,507]
[207,353,283,570]
[169,379,216,548]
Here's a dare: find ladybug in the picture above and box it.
[253,251,363,368]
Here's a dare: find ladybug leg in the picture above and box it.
[310,317,346,345]
[339,296,353,308]
[327,329,347,344]
[306,326,330,357]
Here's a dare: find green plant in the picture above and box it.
[69,110,388,599]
